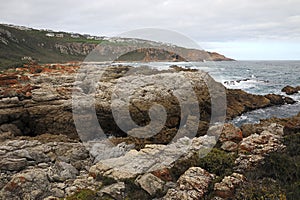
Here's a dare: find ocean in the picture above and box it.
[114,61,300,126]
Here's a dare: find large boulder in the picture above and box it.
[135,173,166,196]
[219,124,243,143]
[0,169,51,199]
[235,123,285,172]
[214,173,245,199]
[47,161,79,182]
[163,167,215,199]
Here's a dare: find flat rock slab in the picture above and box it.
[89,136,216,181]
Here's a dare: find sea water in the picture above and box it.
[113,61,300,126]
[191,61,300,126]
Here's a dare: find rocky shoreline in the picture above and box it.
[0,63,294,140]
[0,63,299,199]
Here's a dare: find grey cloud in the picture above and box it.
[0,0,300,42]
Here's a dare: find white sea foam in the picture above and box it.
[222,78,265,90]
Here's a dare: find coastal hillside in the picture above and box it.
[0,24,233,69]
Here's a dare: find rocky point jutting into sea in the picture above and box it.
[0,63,299,199]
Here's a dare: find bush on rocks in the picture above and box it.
[196,148,237,177]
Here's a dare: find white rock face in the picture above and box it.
[163,167,215,200]
[235,123,285,172]
[136,173,165,196]
[89,136,216,181]
[214,173,245,199]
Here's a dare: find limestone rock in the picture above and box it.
[214,173,245,199]
[43,196,60,200]
[0,131,14,142]
[0,138,100,199]
[68,173,100,193]
[239,130,283,154]
[283,115,300,135]
[89,141,135,163]
[135,173,165,196]
[89,136,216,182]
[0,169,50,199]
[31,87,61,102]
[0,158,27,171]
[163,167,215,200]
[221,141,238,152]
[100,182,126,200]
[0,63,297,199]
[240,123,261,138]
[235,123,285,172]
[48,161,79,182]
[219,123,243,143]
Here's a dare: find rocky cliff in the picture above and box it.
[0,64,293,142]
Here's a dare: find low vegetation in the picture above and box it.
[236,132,300,199]
[65,189,98,200]
[0,24,103,69]
[197,148,237,177]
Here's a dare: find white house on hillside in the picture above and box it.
[94,36,103,40]
[45,33,55,37]
[55,34,64,38]
[71,34,80,38]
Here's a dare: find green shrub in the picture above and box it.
[284,132,300,156]
[65,189,97,200]
[235,178,286,200]
[196,148,237,177]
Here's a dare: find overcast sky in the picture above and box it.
[1,0,300,60]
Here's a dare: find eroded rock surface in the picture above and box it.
[163,167,215,200]
[0,64,292,143]
[0,119,295,199]
[0,139,98,199]
[0,64,298,199]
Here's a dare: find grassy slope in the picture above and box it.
[0,25,102,69]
